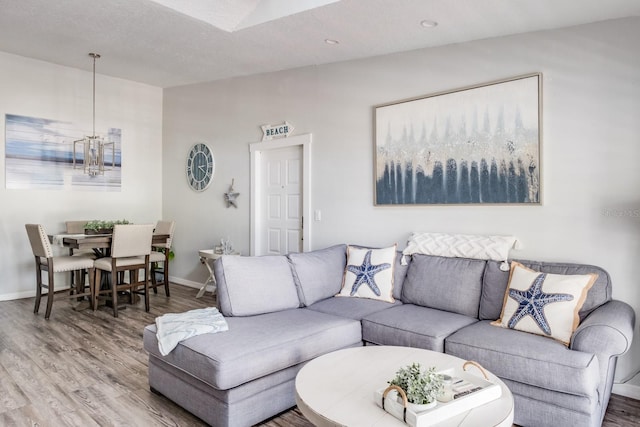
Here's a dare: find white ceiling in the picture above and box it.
[0,0,638,88]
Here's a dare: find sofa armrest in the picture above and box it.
[571,300,635,356]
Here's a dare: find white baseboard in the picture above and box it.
[612,383,640,400]
[613,372,640,400]
[0,290,37,301]
[1,278,203,301]
[169,276,206,289]
[0,285,76,301]
[169,276,216,298]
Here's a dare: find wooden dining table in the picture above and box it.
[49,232,170,309]
[51,232,170,255]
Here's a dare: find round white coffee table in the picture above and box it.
[295,346,514,427]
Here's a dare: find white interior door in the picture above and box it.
[261,146,302,255]
[250,134,311,256]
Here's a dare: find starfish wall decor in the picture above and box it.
[224,179,240,208]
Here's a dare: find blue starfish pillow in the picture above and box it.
[492,262,597,345]
[336,245,397,303]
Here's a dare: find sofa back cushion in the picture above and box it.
[288,244,347,306]
[480,259,612,321]
[401,254,486,317]
[214,255,300,316]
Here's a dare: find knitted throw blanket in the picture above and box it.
[155,307,228,356]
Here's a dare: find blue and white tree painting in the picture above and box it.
[374,74,540,205]
[5,114,122,191]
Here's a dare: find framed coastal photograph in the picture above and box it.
[374,73,541,205]
[5,114,122,191]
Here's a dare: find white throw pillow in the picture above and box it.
[402,232,518,269]
[337,245,396,303]
[492,262,597,345]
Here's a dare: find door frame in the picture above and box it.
[249,133,312,256]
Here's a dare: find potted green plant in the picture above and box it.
[84,219,130,234]
[388,363,444,412]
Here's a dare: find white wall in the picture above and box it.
[164,18,640,382]
[0,52,163,299]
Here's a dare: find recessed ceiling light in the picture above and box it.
[325,38,340,45]
[420,20,438,28]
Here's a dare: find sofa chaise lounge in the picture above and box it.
[143,244,635,427]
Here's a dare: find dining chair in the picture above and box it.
[65,220,89,234]
[65,220,96,289]
[25,224,95,320]
[150,220,175,297]
[93,224,154,317]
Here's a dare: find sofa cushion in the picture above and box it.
[480,260,612,321]
[401,254,486,317]
[143,308,362,391]
[307,295,400,321]
[361,304,478,352]
[214,255,300,316]
[337,245,396,303]
[492,262,596,345]
[503,377,598,420]
[288,244,346,306]
[445,320,600,397]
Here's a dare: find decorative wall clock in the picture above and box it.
[186,143,215,192]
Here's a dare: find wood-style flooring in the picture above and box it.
[0,283,638,426]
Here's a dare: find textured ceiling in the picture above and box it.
[0,0,638,88]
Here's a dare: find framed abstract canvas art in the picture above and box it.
[374,73,541,205]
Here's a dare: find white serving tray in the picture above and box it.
[373,367,502,426]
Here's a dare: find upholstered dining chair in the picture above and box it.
[65,220,89,234]
[64,220,96,289]
[150,220,175,297]
[25,224,95,319]
[93,224,154,317]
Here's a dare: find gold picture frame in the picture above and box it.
[374,73,542,205]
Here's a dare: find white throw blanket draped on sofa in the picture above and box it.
[156,307,228,356]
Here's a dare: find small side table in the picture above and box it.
[196,250,220,298]
[196,250,239,298]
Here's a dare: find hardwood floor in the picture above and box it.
[0,284,637,426]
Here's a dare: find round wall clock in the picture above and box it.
[186,143,215,192]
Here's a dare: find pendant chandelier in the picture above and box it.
[73,53,114,176]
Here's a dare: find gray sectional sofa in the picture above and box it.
[143,244,635,427]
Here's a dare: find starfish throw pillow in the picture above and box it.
[337,245,397,303]
[492,262,597,345]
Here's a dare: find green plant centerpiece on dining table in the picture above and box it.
[388,362,444,412]
[83,219,130,235]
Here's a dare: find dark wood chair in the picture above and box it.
[93,224,154,317]
[25,224,95,319]
[150,220,175,297]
